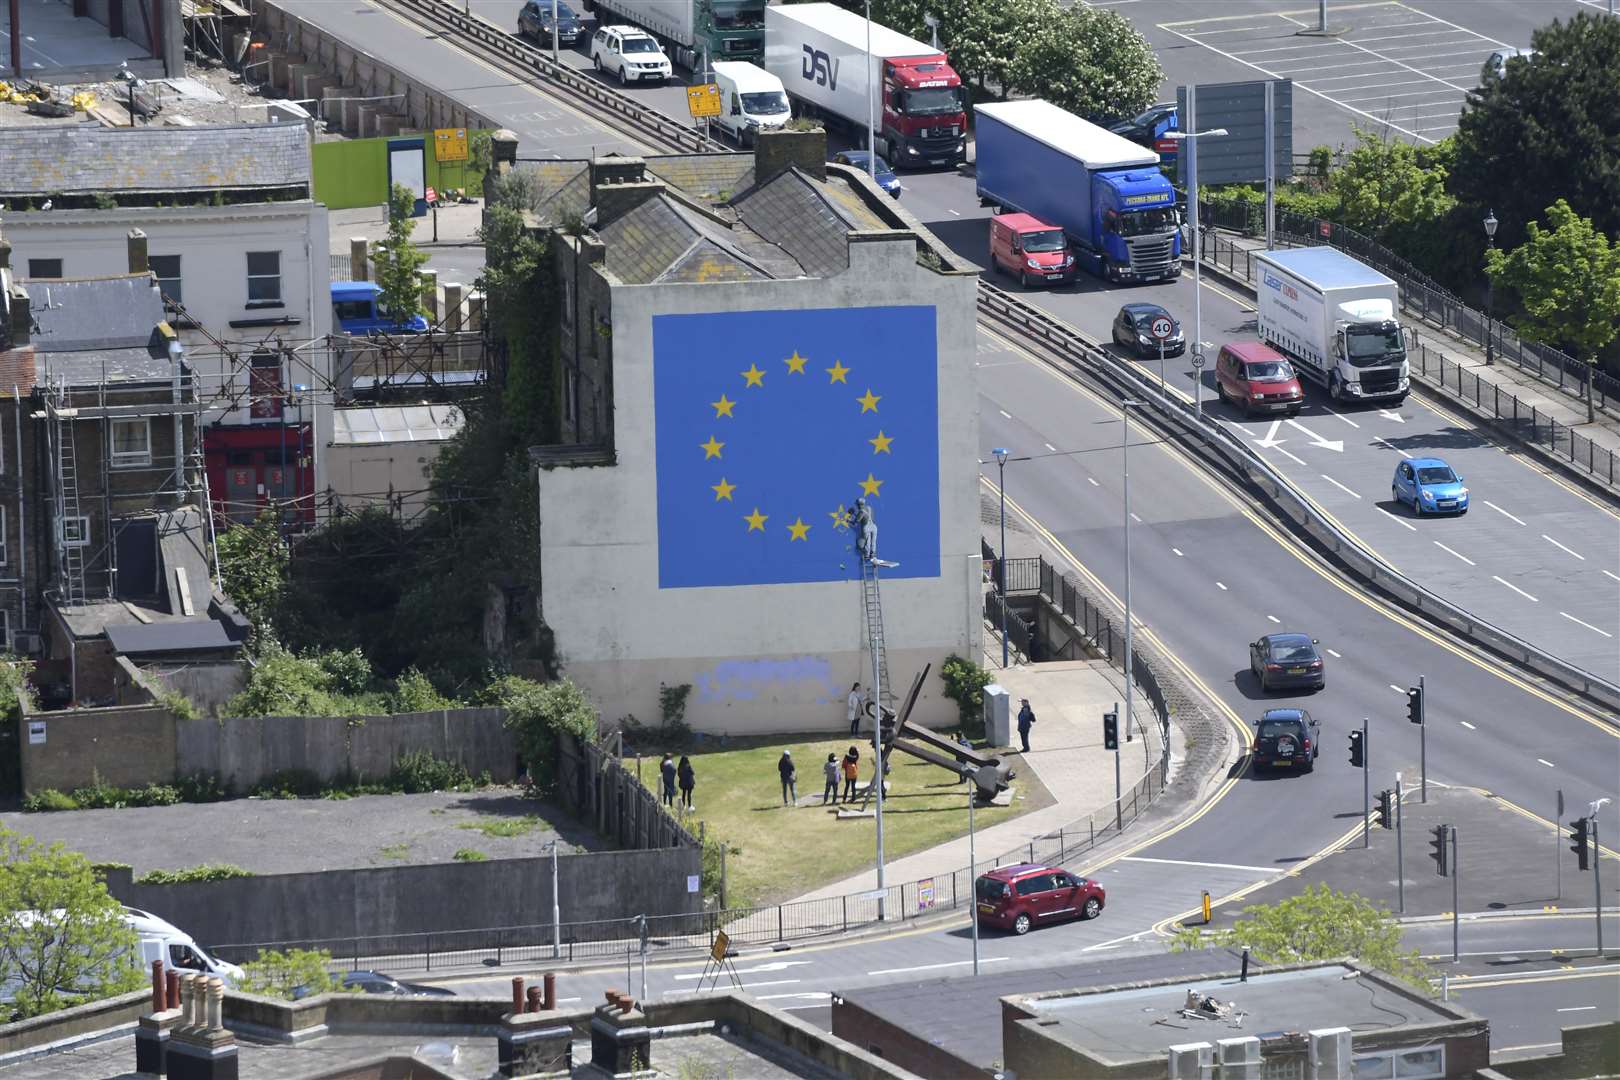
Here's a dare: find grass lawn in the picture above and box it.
[632,736,1053,909]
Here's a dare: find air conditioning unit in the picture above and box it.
[1310,1027,1353,1079]
[1167,1042,1213,1079]
[12,633,41,655]
[1218,1035,1261,1079]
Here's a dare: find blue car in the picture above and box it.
[1392,457,1469,516]
[833,150,902,198]
[331,281,429,335]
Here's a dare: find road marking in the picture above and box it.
[1087,477,1099,487]
[1433,541,1475,566]
[1493,576,1538,602]
[947,208,960,216]
[1275,445,1309,466]
[1320,474,1361,498]
[1130,512,1142,523]
[1377,506,1418,532]
[998,409,1012,420]
[758,992,831,1002]
[1044,442,1057,452]
[1267,614,1280,623]
[1537,758,1556,768]
[1121,855,1277,873]
[1543,534,1585,560]
[673,961,809,979]
[1378,408,1405,423]
[868,957,1008,976]
[1172,547,1184,557]
[1326,648,1341,658]
[1372,435,1413,458]
[1216,581,1228,590]
[1559,611,1613,638]
[1285,417,1343,451]
[1605,569,1620,584]
[1389,684,1404,693]
[1558,1006,1598,1012]
[664,979,800,995]
[1460,721,1476,730]
[1485,500,1526,526]
[1324,408,1359,429]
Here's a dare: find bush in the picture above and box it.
[157,689,199,721]
[452,848,488,862]
[238,948,353,1000]
[386,750,476,794]
[176,772,229,803]
[390,667,456,713]
[22,789,78,813]
[134,864,255,885]
[482,676,597,792]
[939,654,994,735]
[251,769,324,799]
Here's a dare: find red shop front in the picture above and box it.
[204,424,315,527]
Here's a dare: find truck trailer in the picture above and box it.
[1253,247,1409,404]
[974,100,1180,283]
[583,0,763,70]
[764,2,966,168]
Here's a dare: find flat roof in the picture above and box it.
[1256,245,1397,290]
[332,404,464,445]
[976,100,1160,171]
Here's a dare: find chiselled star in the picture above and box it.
[787,517,811,541]
[743,507,768,532]
[711,477,736,502]
[710,393,736,418]
[700,435,724,460]
[741,364,766,388]
[869,430,894,454]
[829,504,849,531]
[860,473,883,498]
[784,350,808,374]
[826,360,850,384]
[857,388,881,413]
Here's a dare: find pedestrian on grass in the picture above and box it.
[846,682,864,735]
[778,750,797,806]
[659,753,677,808]
[1017,698,1035,754]
[677,755,695,810]
[841,746,860,801]
[823,752,840,804]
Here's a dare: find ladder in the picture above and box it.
[860,556,894,713]
[53,386,87,607]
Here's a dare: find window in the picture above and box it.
[246,251,282,303]
[111,418,152,468]
[27,258,62,279]
[1352,1047,1444,1079]
[1014,874,1054,897]
[62,516,89,548]
[149,255,182,305]
[0,506,7,566]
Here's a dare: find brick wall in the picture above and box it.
[17,701,175,793]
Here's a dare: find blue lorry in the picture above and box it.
[975,99,1181,284]
[331,281,430,335]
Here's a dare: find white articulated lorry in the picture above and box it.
[1253,246,1410,404]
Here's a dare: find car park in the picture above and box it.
[975,863,1105,935]
[1111,303,1184,359]
[517,0,583,47]
[832,150,901,198]
[590,26,672,85]
[1250,708,1319,773]
[1392,458,1468,516]
[1215,342,1303,416]
[1249,632,1325,692]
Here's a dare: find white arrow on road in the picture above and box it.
[673,960,812,980]
[1256,419,1288,449]
[1284,417,1344,452]
[1379,409,1406,423]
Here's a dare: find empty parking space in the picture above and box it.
[1160,2,1510,142]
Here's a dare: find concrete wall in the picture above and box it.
[536,236,981,734]
[17,701,174,794]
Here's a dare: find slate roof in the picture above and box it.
[23,276,175,386]
[600,195,783,284]
[0,124,310,196]
[732,167,862,279]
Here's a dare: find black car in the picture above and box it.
[1108,102,1177,148]
[518,0,583,46]
[1252,708,1319,772]
[1111,303,1185,359]
[291,970,456,1000]
[1249,632,1325,691]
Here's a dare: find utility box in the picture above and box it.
[983,683,1010,747]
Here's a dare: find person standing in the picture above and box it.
[778,750,797,806]
[677,755,695,810]
[822,752,840,804]
[1017,698,1035,754]
[841,746,860,802]
[846,682,864,736]
[657,751,677,809]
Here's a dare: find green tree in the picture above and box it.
[374,183,431,326]
[483,676,598,791]
[854,0,1045,95]
[238,948,354,1000]
[1171,884,1431,992]
[1005,0,1162,124]
[1332,125,1456,235]
[939,654,993,735]
[215,512,289,638]
[1452,13,1620,242]
[1486,198,1620,423]
[0,829,143,1018]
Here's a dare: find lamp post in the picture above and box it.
[968,785,979,975]
[864,0,876,183]
[1114,402,1146,750]
[1165,126,1228,378]
[1483,209,1498,366]
[993,447,1009,668]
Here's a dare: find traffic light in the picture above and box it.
[1348,729,1364,769]
[1102,709,1119,751]
[1570,817,1591,871]
[1406,685,1424,724]
[1375,789,1393,829]
[1429,825,1449,876]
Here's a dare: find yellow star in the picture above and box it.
[787,517,811,541]
[743,507,768,532]
[711,477,736,502]
[869,430,894,454]
[784,350,808,374]
[700,435,724,460]
[710,393,736,419]
[829,504,849,530]
[741,364,765,388]
[860,473,883,498]
[826,360,850,384]
[857,388,881,413]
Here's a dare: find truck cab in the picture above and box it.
[880,56,966,167]
[711,61,790,145]
[1254,247,1409,403]
[332,281,429,336]
[989,213,1074,287]
[1094,171,1180,282]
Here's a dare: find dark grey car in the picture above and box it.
[1112,303,1185,359]
[518,0,582,46]
[1249,632,1325,692]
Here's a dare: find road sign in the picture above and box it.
[433,127,468,162]
[686,83,722,119]
[1175,80,1292,186]
[709,929,731,963]
[1190,352,1206,369]
[1149,315,1174,341]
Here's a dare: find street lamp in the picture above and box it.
[1096,403,1147,751]
[993,447,1009,668]
[1483,209,1499,366]
[864,0,877,183]
[1165,127,1228,378]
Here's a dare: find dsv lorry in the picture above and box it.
[1253,247,1409,404]
[764,2,966,167]
[973,100,1181,283]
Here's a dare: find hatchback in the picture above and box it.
[1215,341,1303,416]
[975,864,1105,935]
[518,0,583,46]
[1249,632,1325,692]
[1251,708,1319,773]
[1392,458,1468,515]
[590,26,671,85]
[832,150,901,198]
[1112,303,1185,359]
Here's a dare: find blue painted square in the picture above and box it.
[653,306,940,589]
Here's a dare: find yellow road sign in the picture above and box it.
[434,127,469,162]
[686,83,722,119]
[709,929,730,963]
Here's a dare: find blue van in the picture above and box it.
[331,281,430,335]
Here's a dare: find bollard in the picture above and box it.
[511,977,525,1015]
[151,960,165,1012]
[543,972,557,1011]
[166,969,180,1011]
[526,986,542,1013]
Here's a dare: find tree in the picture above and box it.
[483,676,598,791]
[856,0,1045,94]
[0,829,143,1018]
[1486,199,1620,423]
[1005,0,1161,123]
[374,183,431,326]
[1452,14,1620,243]
[1171,884,1431,992]
[1332,125,1455,236]
[239,948,355,1000]
[215,512,289,638]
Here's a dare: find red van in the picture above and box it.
[1215,341,1305,417]
[988,213,1074,287]
[975,863,1105,935]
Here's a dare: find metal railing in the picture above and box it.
[1200,231,1618,491]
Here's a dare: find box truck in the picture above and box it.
[582,0,763,70]
[974,100,1180,283]
[764,2,966,168]
[709,61,790,146]
[1253,247,1409,403]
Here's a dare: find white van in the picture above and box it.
[710,61,791,146]
[123,907,245,986]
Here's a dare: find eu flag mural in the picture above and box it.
[653,306,940,589]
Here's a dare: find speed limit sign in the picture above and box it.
[1150,315,1175,341]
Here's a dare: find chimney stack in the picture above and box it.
[127,228,149,275]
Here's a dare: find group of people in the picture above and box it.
[779,746,863,806]
[657,753,696,810]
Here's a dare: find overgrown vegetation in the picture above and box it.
[939,654,993,738]
[23,777,180,813]
[238,948,356,1001]
[483,675,598,791]
[456,815,541,839]
[133,864,255,886]
[221,644,462,719]
[452,848,488,862]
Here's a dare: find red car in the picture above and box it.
[1215,341,1304,417]
[974,864,1105,935]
